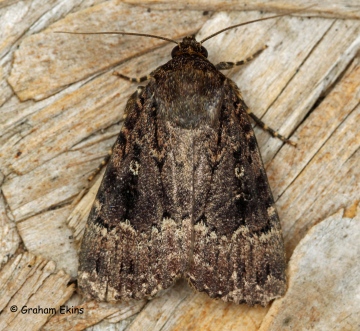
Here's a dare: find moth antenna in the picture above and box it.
[201,6,314,43]
[54,31,179,45]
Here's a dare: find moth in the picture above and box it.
[77,14,293,306]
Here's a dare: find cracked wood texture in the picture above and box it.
[0,0,359,330]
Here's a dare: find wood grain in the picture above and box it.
[259,207,360,330]
[123,0,360,19]
[0,252,74,331]
[270,58,360,256]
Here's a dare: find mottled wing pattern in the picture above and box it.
[78,87,187,301]
[187,80,286,305]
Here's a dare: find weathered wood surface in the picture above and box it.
[123,0,360,19]
[260,206,360,330]
[0,252,74,331]
[42,299,147,331]
[0,0,359,330]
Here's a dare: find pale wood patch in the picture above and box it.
[259,207,360,330]
[123,0,360,19]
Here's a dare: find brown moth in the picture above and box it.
[77,15,294,306]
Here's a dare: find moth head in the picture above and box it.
[171,36,208,58]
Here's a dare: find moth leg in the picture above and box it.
[246,108,297,146]
[113,71,151,83]
[215,45,267,70]
[88,86,145,181]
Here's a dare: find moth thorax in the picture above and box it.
[157,71,223,129]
